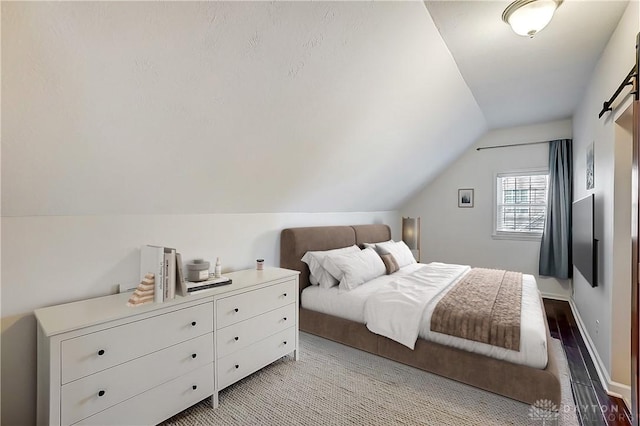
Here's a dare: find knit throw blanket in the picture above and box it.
[430,268,523,351]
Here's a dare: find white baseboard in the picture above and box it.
[567,299,631,409]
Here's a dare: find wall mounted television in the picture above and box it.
[572,194,597,287]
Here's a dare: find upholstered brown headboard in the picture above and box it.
[279,224,391,295]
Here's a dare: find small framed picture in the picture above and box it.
[586,141,594,190]
[458,188,474,208]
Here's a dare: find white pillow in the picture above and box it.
[362,240,391,250]
[322,248,386,291]
[301,245,360,288]
[374,240,416,268]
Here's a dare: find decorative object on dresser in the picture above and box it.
[35,267,299,426]
[214,257,222,278]
[126,273,155,307]
[186,258,210,282]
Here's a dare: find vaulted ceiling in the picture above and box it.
[1,1,628,216]
[426,0,629,129]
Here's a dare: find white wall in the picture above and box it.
[1,2,489,423]
[571,0,638,399]
[401,119,573,299]
[1,211,399,425]
[1,1,485,217]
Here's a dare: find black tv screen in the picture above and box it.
[572,194,597,287]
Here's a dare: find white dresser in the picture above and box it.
[35,268,299,426]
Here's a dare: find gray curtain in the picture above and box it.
[539,139,572,279]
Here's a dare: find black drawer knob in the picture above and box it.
[191,321,197,327]
[284,341,287,345]
[98,390,105,397]
[234,308,239,313]
[97,349,105,356]
[283,293,287,297]
[191,353,197,359]
[283,317,287,321]
[235,364,239,369]
[234,336,239,341]
[192,385,197,390]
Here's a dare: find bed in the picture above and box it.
[280,224,561,405]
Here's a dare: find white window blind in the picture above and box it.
[495,172,549,237]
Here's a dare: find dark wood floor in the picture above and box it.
[543,299,631,426]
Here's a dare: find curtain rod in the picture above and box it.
[476,140,549,151]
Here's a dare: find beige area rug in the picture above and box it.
[164,332,579,425]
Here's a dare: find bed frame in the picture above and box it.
[280,224,561,405]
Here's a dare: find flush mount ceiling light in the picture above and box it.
[502,0,563,38]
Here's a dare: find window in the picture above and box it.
[494,170,549,240]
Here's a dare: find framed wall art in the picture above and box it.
[458,188,474,208]
[586,141,594,190]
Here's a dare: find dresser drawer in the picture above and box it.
[73,362,214,426]
[216,280,295,329]
[217,326,296,390]
[61,302,213,384]
[62,332,213,425]
[217,303,296,358]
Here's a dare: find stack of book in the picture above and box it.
[186,275,232,293]
[139,245,188,303]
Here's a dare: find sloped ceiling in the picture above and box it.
[425,0,629,129]
[2,1,487,216]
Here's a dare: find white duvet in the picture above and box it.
[363,263,470,349]
[301,262,548,369]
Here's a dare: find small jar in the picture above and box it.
[256,259,264,271]
[214,257,222,278]
[187,259,210,282]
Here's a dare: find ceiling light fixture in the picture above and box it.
[502,0,563,38]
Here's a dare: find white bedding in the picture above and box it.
[364,263,471,350]
[301,263,548,369]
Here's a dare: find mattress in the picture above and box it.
[301,263,548,369]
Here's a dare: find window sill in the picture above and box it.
[492,232,542,242]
